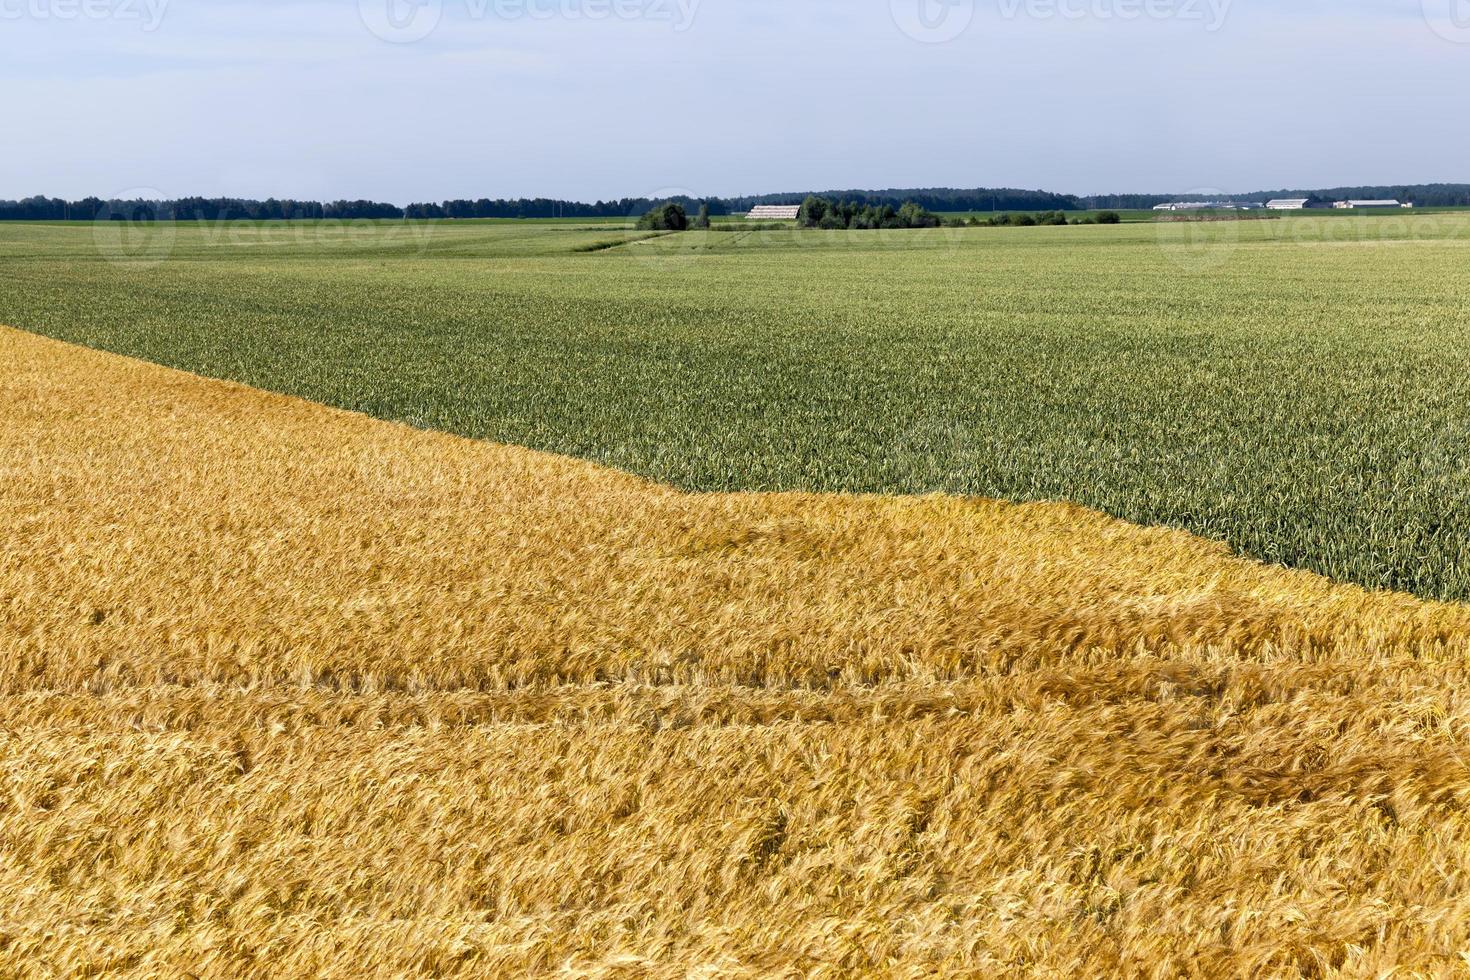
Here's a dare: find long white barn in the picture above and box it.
[746,205,801,220]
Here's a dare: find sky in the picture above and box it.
[3,0,1469,203]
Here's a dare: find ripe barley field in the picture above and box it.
[6,325,1470,976]
[1,216,1468,600]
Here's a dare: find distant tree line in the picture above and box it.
[403,196,729,219]
[0,188,1086,222]
[7,184,1470,222]
[630,198,1120,231]
[743,187,1082,214]
[1082,184,1470,209]
[0,195,730,222]
[0,196,405,221]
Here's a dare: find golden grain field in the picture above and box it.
[5,324,1470,977]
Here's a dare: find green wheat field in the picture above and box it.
[2,214,1468,600]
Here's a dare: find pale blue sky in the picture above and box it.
[3,0,1467,202]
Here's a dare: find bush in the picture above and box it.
[694,203,711,229]
[797,195,828,228]
[798,195,942,231]
[1094,211,1122,224]
[896,201,941,229]
[637,203,688,231]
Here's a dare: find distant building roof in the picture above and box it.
[1344,199,1402,207]
[1154,201,1245,210]
[746,205,801,220]
[1266,199,1310,208]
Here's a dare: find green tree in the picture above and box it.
[797,195,828,228]
[636,202,688,231]
[895,201,941,228]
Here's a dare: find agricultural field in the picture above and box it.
[7,324,1470,974]
[6,215,1470,974]
[2,216,1469,600]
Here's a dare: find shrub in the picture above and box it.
[637,203,688,231]
[798,196,942,231]
[1095,211,1122,224]
[896,202,942,229]
[797,195,828,228]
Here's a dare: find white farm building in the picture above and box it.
[1153,201,1262,211]
[746,205,801,220]
[1333,199,1408,209]
[1266,199,1310,210]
